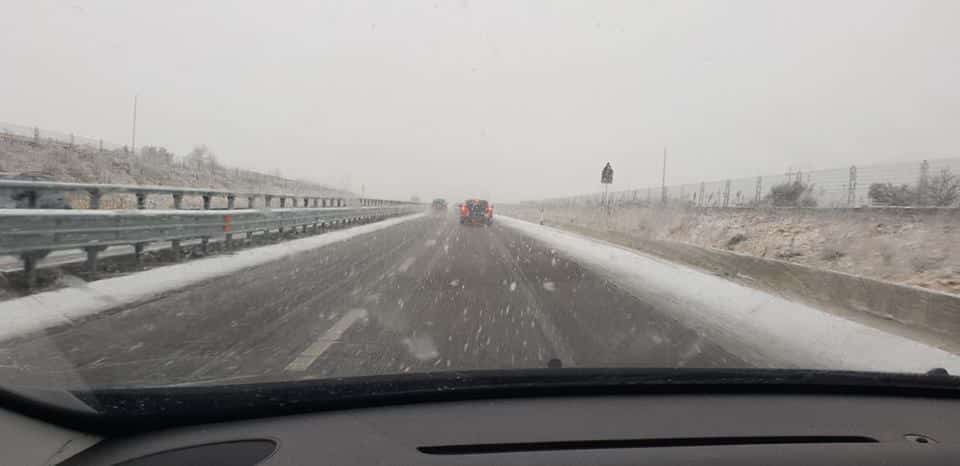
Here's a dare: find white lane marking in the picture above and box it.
[398,257,416,272]
[284,308,368,372]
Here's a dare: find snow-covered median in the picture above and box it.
[498,215,960,373]
[0,213,424,342]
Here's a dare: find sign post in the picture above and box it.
[600,162,614,214]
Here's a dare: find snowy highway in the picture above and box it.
[0,212,957,388]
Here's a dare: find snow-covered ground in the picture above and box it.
[499,215,960,374]
[0,213,424,342]
[504,205,960,295]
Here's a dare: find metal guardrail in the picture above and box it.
[1,206,420,288]
[0,179,421,288]
[0,179,406,209]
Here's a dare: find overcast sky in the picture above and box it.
[2,0,958,201]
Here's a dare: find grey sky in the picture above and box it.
[2,0,958,201]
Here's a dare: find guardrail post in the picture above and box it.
[21,255,37,289]
[134,242,146,266]
[24,191,38,208]
[303,197,309,207]
[279,197,286,208]
[136,193,147,209]
[88,190,102,209]
[173,194,183,209]
[264,195,273,207]
[201,237,209,255]
[248,196,256,208]
[227,195,236,209]
[202,195,212,210]
[84,246,105,274]
[171,240,182,262]
[20,251,49,290]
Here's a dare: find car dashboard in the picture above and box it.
[44,393,960,465]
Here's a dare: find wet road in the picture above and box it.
[0,214,748,388]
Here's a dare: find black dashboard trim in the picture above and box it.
[417,436,879,454]
[2,368,959,435]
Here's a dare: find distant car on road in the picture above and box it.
[431,198,447,211]
[459,199,493,226]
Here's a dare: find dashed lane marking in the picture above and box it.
[284,308,368,372]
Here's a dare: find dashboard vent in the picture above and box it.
[419,436,877,455]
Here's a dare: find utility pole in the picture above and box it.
[131,94,138,154]
[660,146,667,205]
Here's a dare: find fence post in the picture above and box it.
[917,160,930,206]
[722,180,731,208]
[847,166,857,207]
[754,176,763,204]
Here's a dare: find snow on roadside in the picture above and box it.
[0,213,424,342]
[498,215,960,374]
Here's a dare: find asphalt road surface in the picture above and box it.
[0,213,749,388]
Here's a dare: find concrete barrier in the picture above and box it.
[531,221,960,345]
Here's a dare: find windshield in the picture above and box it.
[1,0,959,401]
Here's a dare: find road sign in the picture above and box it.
[601,163,614,184]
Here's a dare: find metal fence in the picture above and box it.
[0,178,389,210]
[539,158,960,209]
[0,122,125,152]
